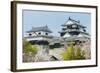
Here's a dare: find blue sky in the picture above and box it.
[23,10,91,37]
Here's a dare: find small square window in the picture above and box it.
[38,32,41,35]
[45,33,48,35]
[29,33,32,36]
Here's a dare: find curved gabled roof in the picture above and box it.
[27,25,52,33]
[62,17,86,28]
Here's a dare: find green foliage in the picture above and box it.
[75,48,85,60]
[62,45,75,60]
[62,43,85,60]
[23,39,38,54]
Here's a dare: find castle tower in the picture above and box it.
[25,25,53,45]
[59,17,90,43]
[25,25,53,61]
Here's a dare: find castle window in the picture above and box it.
[62,28,66,30]
[38,32,41,35]
[45,33,48,35]
[29,33,32,36]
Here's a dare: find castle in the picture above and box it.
[24,17,91,62]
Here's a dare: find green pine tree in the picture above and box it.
[75,48,85,60]
[62,42,85,60]
[23,39,38,54]
[62,44,75,60]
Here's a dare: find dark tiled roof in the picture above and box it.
[62,17,86,28]
[27,25,52,33]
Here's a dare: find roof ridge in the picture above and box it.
[32,25,48,28]
[68,17,80,23]
[27,25,52,33]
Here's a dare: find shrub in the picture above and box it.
[62,42,85,60]
[23,39,38,54]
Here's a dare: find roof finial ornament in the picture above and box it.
[69,17,71,20]
[45,24,48,28]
